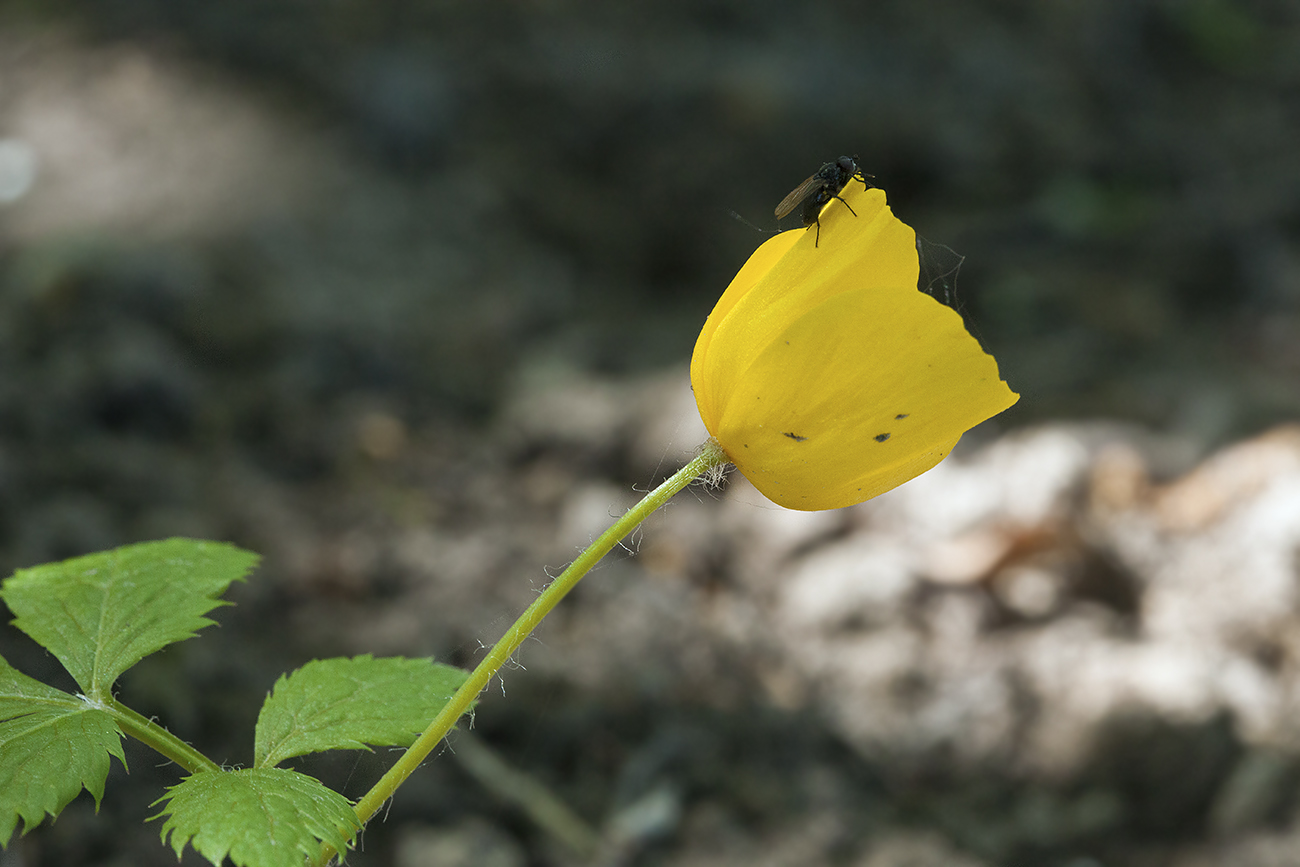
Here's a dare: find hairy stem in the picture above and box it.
[109,698,221,775]
[316,441,729,865]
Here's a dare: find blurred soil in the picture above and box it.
[2,3,1300,866]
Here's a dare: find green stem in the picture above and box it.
[108,698,222,774]
[316,441,729,866]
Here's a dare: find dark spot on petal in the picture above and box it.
[783,432,808,442]
[874,433,891,442]
[895,413,909,420]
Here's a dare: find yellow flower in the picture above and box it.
[691,183,1019,511]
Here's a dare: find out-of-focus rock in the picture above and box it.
[710,422,1300,783]
[855,832,987,867]
[0,29,329,242]
[393,819,526,867]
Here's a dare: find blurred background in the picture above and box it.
[2,2,1299,866]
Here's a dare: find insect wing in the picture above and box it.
[775,174,825,219]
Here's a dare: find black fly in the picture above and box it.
[774,156,869,246]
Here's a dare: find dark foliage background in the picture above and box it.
[1,1,1298,865]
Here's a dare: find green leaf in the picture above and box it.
[154,767,360,867]
[2,539,259,697]
[254,655,469,768]
[0,656,126,846]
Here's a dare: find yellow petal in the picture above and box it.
[692,187,918,433]
[691,183,1018,511]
